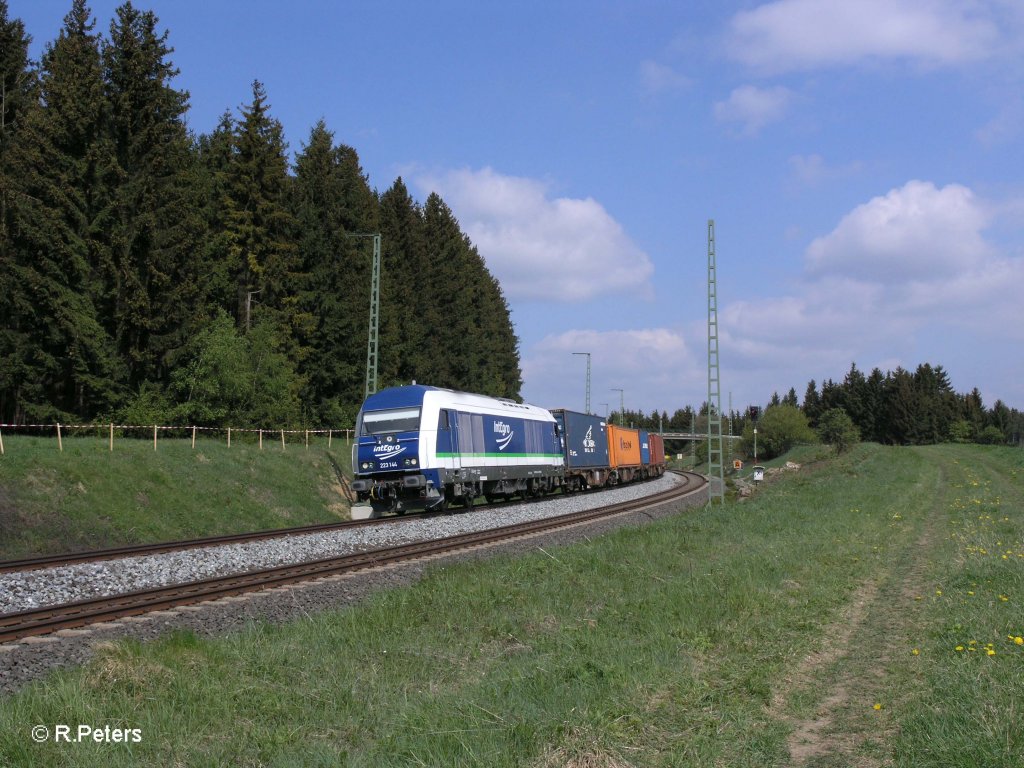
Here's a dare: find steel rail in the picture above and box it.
[0,472,706,643]
[0,473,680,574]
[0,515,421,574]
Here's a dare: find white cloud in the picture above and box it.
[727,0,1001,74]
[521,328,700,412]
[806,180,994,280]
[412,167,654,302]
[714,181,1024,405]
[713,85,793,135]
[639,60,691,95]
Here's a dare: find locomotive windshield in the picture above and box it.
[359,407,421,435]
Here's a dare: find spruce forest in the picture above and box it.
[615,362,1023,450]
[0,0,522,428]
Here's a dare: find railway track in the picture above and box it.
[0,515,419,574]
[0,471,706,644]
[0,471,685,574]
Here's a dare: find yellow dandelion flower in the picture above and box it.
[967,591,975,596]
[955,645,965,652]
[873,703,883,711]
[1015,637,1023,645]
[1000,595,1009,602]
[987,649,996,656]
[936,590,943,596]
[911,648,920,656]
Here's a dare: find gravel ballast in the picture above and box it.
[0,473,706,694]
[0,473,688,614]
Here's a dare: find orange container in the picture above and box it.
[607,424,641,468]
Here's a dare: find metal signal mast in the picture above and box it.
[707,219,725,503]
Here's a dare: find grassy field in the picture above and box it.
[1,442,1021,766]
[0,433,354,560]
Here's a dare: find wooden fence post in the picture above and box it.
[328,429,332,449]
[227,427,231,448]
[0,427,4,455]
[192,425,197,449]
[56,423,63,452]
[153,424,158,451]
[109,422,114,452]
[280,429,285,451]
[305,430,309,450]
[259,429,263,450]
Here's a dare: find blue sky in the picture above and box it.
[15,0,1024,416]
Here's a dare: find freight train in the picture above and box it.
[350,384,666,515]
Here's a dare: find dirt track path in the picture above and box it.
[771,450,947,767]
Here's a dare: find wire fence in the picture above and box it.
[0,422,355,455]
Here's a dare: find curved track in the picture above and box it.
[0,472,706,644]
[0,516,413,574]
[0,472,684,574]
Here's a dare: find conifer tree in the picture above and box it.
[103,1,200,389]
[193,110,237,314]
[225,81,299,329]
[801,379,821,427]
[421,192,521,397]
[291,120,377,421]
[377,177,429,386]
[0,1,31,152]
[0,0,33,420]
[2,0,123,419]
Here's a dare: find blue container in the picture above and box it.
[550,409,608,469]
[639,430,651,465]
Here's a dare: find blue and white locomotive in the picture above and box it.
[351,385,564,514]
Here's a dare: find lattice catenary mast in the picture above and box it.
[706,219,725,503]
[347,233,382,398]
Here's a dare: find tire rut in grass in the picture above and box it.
[773,453,947,766]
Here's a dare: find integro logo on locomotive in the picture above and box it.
[373,443,406,458]
[494,420,514,451]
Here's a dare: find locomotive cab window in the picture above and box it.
[359,408,421,436]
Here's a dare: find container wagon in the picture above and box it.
[606,424,642,484]
[550,409,610,490]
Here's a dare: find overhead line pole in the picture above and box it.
[347,233,382,398]
[707,219,725,503]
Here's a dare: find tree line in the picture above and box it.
[796,362,1021,446]
[0,0,521,428]
[612,361,1022,454]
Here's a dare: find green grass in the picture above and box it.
[0,443,1021,766]
[0,433,354,560]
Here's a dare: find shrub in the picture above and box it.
[817,408,860,454]
[740,404,816,460]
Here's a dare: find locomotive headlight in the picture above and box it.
[402,457,418,467]
[360,461,371,470]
